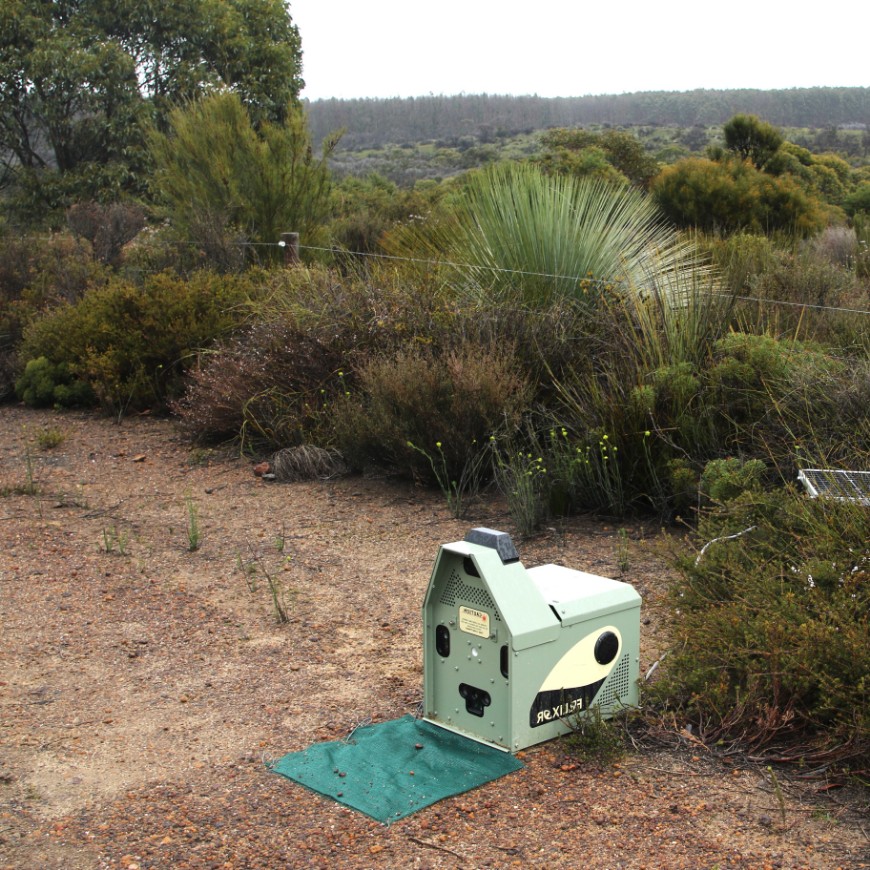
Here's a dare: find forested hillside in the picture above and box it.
[305,87,870,149]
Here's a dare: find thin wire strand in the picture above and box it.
[714,293,870,317]
[36,234,870,318]
[295,243,870,318]
[297,243,612,285]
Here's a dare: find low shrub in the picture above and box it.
[332,342,532,483]
[15,356,95,408]
[699,457,766,503]
[18,269,261,414]
[704,231,778,295]
[174,320,344,447]
[545,326,869,519]
[249,263,458,358]
[652,489,869,770]
[0,230,109,399]
[707,333,870,472]
[697,226,868,351]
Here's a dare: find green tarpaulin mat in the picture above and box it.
[268,715,524,824]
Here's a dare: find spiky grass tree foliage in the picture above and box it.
[389,161,705,309]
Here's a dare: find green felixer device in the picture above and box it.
[422,528,641,752]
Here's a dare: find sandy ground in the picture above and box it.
[1,405,867,869]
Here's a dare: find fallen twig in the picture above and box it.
[405,835,466,862]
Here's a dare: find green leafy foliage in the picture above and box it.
[538,128,659,187]
[330,174,441,254]
[652,491,869,768]
[723,114,784,169]
[0,230,110,399]
[0,5,149,221]
[491,440,550,536]
[652,157,827,235]
[18,270,260,413]
[699,457,766,503]
[544,324,869,519]
[15,356,94,407]
[0,0,303,221]
[844,182,870,217]
[149,92,337,264]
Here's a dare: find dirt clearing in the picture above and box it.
[1,407,867,869]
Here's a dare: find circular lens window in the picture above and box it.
[594,631,619,665]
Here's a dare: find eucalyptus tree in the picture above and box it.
[0,0,303,223]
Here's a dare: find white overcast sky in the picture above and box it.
[291,1,868,101]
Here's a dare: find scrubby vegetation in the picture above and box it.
[652,490,869,770]
[2,82,868,777]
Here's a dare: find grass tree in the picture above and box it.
[384,161,732,519]
[389,161,708,310]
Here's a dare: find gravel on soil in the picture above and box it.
[1,406,867,869]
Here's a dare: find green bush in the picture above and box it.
[652,489,869,770]
[19,269,260,413]
[707,333,870,470]
[0,230,109,398]
[15,356,95,407]
[703,228,867,349]
[704,231,778,295]
[699,457,766,503]
[545,323,869,520]
[149,93,336,265]
[844,182,870,218]
[652,157,827,236]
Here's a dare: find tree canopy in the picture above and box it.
[0,0,303,222]
[149,92,337,262]
[722,114,784,170]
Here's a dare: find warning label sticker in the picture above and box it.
[459,606,490,638]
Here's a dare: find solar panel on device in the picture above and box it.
[797,469,870,505]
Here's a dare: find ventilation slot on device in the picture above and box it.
[595,653,631,709]
[440,570,502,622]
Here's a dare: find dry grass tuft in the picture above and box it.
[270,445,347,482]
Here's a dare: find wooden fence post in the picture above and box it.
[280,232,300,266]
